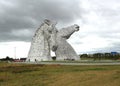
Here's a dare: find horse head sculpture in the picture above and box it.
[58,24,80,39]
[54,24,80,60]
[27,19,58,62]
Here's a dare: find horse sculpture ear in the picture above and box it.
[44,19,51,25]
[44,19,57,26]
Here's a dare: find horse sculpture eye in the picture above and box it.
[49,30,52,33]
[75,26,79,29]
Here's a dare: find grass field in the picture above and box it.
[0,62,120,86]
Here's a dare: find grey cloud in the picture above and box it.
[0,0,81,42]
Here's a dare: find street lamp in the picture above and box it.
[14,47,16,59]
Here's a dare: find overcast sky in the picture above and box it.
[0,0,120,58]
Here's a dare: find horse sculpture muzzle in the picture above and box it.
[74,24,80,31]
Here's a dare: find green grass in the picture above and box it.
[0,62,120,86]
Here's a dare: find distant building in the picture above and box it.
[20,58,26,62]
[13,59,21,62]
[111,52,118,56]
[13,58,26,62]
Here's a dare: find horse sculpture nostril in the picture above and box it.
[75,25,79,31]
[76,26,79,29]
[76,28,79,31]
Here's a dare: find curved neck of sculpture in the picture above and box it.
[58,26,76,39]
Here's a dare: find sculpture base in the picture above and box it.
[26,56,52,62]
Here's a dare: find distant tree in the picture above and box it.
[6,56,10,60]
[104,53,111,59]
[93,53,102,61]
[5,56,13,61]
[79,52,120,61]
[112,54,119,60]
[80,54,88,58]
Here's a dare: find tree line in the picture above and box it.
[80,52,120,60]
